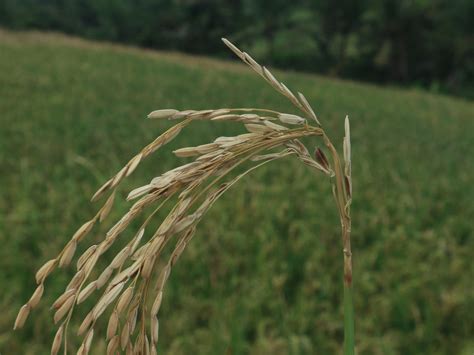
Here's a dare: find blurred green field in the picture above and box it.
[0,30,473,354]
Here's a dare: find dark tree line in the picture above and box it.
[1,0,473,97]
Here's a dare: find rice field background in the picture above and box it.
[0,30,473,354]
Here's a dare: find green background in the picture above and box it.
[0,30,473,354]
[1,0,473,97]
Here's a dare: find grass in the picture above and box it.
[0,29,473,354]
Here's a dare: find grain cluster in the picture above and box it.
[15,38,352,355]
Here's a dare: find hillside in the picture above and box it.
[0,30,473,354]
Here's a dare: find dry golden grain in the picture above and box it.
[170,241,186,266]
[280,82,297,101]
[151,291,163,316]
[111,246,131,269]
[344,115,351,170]
[76,245,98,270]
[169,109,194,120]
[210,114,241,122]
[72,220,95,242]
[82,253,101,276]
[77,311,93,336]
[51,289,76,310]
[28,284,44,309]
[343,116,352,198]
[77,281,97,304]
[111,166,128,188]
[13,304,30,330]
[35,259,56,284]
[96,267,113,289]
[78,329,94,355]
[99,191,116,222]
[221,38,244,58]
[263,120,287,131]
[262,66,281,89]
[172,214,196,234]
[128,307,138,333]
[251,150,291,162]
[315,148,330,170]
[107,335,119,355]
[109,268,129,287]
[245,123,272,134]
[147,109,179,120]
[66,270,85,291]
[107,310,119,340]
[153,124,182,151]
[208,109,231,118]
[188,109,214,119]
[297,92,320,124]
[151,316,159,343]
[131,228,145,253]
[51,325,63,355]
[94,282,125,320]
[91,178,113,202]
[240,113,262,122]
[243,52,261,73]
[85,329,94,351]
[116,286,134,314]
[59,240,77,267]
[156,265,171,292]
[127,184,153,201]
[126,153,143,177]
[145,335,150,355]
[173,147,199,157]
[53,292,75,324]
[278,113,305,125]
[130,245,148,262]
[141,255,155,279]
[120,321,130,350]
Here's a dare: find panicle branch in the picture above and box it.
[15,37,353,355]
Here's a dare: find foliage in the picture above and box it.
[0,30,473,354]
[0,0,473,97]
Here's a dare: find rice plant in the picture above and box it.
[14,38,355,355]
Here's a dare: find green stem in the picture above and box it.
[326,135,355,354]
[342,221,355,355]
[344,281,355,355]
